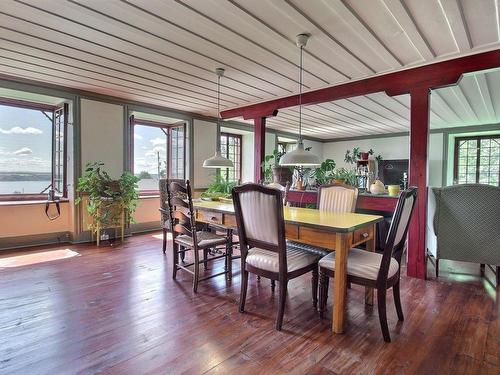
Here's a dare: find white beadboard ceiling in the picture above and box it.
[0,0,498,139]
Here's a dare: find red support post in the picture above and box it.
[254,117,266,183]
[407,87,430,279]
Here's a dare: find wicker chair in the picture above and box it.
[318,187,418,342]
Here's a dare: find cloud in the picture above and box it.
[0,126,43,135]
[145,146,166,158]
[134,133,143,140]
[150,137,164,146]
[13,147,33,155]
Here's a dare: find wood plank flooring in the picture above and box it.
[0,232,498,374]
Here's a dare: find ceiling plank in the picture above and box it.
[438,0,472,52]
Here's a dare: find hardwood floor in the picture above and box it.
[0,232,498,375]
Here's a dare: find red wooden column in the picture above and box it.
[254,117,266,183]
[407,87,430,279]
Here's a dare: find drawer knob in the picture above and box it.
[211,216,218,221]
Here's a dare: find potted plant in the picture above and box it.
[261,149,293,185]
[331,168,357,186]
[314,158,336,186]
[201,174,237,202]
[76,162,140,240]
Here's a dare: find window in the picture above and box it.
[131,117,186,193]
[220,132,241,182]
[0,98,68,200]
[454,135,500,186]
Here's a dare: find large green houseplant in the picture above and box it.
[261,149,293,185]
[76,162,140,236]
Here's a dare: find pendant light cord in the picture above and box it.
[298,45,303,143]
[216,72,221,151]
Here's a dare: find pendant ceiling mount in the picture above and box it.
[203,68,234,169]
[280,34,320,167]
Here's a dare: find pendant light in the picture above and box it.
[280,34,321,167]
[203,68,234,168]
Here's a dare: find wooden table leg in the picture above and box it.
[365,223,376,306]
[332,232,351,333]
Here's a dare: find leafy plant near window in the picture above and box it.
[201,174,237,201]
[261,149,285,182]
[76,162,140,235]
[314,158,336,185]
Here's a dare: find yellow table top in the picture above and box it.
[193,200,383,233]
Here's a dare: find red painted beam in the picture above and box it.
[407,87,430,279]
[221,49,500,120]
[254,117,266,183]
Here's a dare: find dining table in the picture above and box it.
[193,199,384,334]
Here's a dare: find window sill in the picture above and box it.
[139,195,160,199]
[0,198,70,206]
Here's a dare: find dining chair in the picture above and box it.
[318,187,418,342]
[317,183,358,212]
[232,183,321,330]
[165,180,233,293]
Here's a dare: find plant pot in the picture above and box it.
[272,165,293,186]
[296,178,305,191]
[359,152,369,161]
[333,179,346,184]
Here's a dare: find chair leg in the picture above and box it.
[318,269,329,319]
[393,281,404,321]
[162,228,167,254]
[377,288,390,342]
[203,248,209,270]
[180,247,186,262]
[480,263,485,277]
[496,266,500,287]
[271,279,276,292]
[172,242,179,279]
[239,269,249,313]
[435,258,439,278]
[312,268,318,309]
[276,280,288,331]
[193,249,200,293]
[226,243,233,281]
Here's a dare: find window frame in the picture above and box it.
[220,132,242,183]
[0,98,68,202]
[453,134,500,186]
[130,116,186,196]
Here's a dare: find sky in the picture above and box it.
[0,104,52,173]
[133,124,167,176]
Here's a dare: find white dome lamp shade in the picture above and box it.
[279,34,320,168]
[203,68,234,169]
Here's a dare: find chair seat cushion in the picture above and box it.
[318,248,399,281]
[246,246,320,273]
[175,231,228,248]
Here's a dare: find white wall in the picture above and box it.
[323,134,443,186]
[241,132,254,183]
[303,139,324,160]
[80,99,124,178]
[193,119,217,188]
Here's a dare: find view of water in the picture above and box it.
[0,181,51,195]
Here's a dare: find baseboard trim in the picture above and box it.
[0,232,72,251]
[0,222,161,251]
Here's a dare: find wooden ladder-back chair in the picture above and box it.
[318,187,418,342]
[232,183,321,330]
[165,180,233,293]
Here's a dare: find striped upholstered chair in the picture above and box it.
[232,183,321,330]
[318,187,417,342]
[317,183,358,212]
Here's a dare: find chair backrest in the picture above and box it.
[232,184,287,270]
[317,183,358,212]
[432,184,500,264]
[378,187,418,282]
[166,180,197,245]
